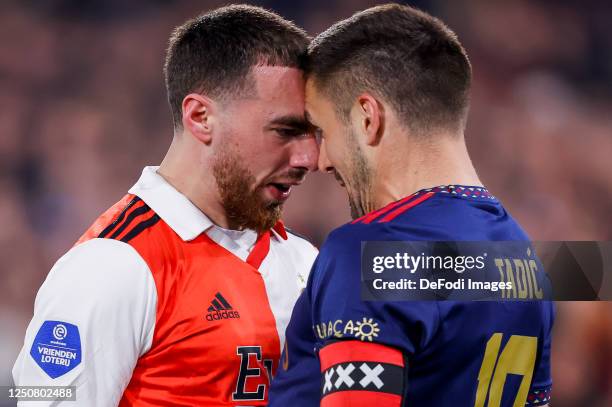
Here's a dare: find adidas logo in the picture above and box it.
[205,292,240,321]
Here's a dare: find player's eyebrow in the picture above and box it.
[268,114,314,132]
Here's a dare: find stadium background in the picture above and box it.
[1,0,611,405]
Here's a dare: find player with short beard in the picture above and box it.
[211,142,308,233]
[271,4,553,407]
[13,5,318,406]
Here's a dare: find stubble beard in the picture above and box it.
[346,128,374,220]
[212,145,282,234]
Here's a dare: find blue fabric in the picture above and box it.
[30,320,82,379]
[270,186,554,407]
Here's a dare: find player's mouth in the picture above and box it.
[265,182,295,202]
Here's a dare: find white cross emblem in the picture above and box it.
[323,367,335,394]
[359,363,384,389]
[334,363,355,388]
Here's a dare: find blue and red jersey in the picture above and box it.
[270,185,554,407]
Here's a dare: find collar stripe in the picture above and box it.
[246,231,271,269]
[354,194,422,225]
[378,192,435,223]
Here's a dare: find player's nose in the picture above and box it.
[289,135,319,172]
[318,139,334,173]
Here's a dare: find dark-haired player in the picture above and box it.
[13,5,318,405]
[270,4,553,407]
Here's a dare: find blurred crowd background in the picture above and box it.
[1,0,611,405]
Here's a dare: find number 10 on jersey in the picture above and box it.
[474,333,537,407]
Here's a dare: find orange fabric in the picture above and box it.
[80,195,281,406]
[75,194,137,245]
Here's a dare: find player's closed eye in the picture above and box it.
[274,127,309,138]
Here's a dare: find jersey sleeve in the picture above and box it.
[526,301,554,406]
[310,226,441,406]
[12,238,157,407]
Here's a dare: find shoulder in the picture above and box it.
[309,222,392,290]
[278,227,319,284]
[321,190,448,249]
[284,227,318,253]
[279,226,319,261]
[76,194,141,245]
[343,188,530,241]
[77,194,165,249]
[59,238,150,275]
[42,238,155,308]
[320,220,395,257]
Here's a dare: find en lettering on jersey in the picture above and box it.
[12,166,317,406]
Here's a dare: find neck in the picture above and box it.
[372,132,482,209]
[157,134,234,229]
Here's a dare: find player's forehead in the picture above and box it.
[247,66,307,125]
[304,79,335,126]
[252,66,304,103]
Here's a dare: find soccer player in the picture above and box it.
[270,4,554,407]
[12,5,318,406]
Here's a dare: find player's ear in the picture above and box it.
[181,93,214,145]
[354,93,384,146]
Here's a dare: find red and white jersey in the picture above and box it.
[12,166,317,406]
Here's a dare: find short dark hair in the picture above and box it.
[164,4,309,128]
[307,3,472,135]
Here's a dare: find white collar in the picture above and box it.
[128,166,213,241]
